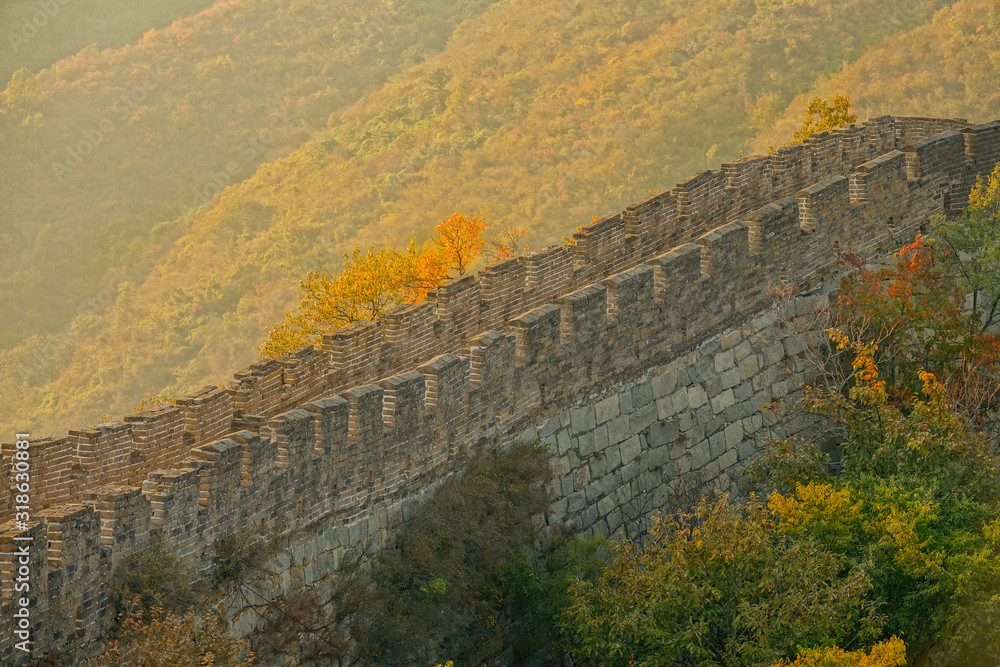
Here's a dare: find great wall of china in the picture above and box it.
[2,115,999,661]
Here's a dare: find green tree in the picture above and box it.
[935,162,1000,331]
[562,493,881,667]
[759,327,1000,663]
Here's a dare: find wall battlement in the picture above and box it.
[2,116,999,661]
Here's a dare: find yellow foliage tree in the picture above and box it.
[260,243,449,358]
[773,636,906,667]
[792,95,857,144]
[434,212,486,276]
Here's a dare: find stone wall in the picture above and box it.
[1,116,999,662]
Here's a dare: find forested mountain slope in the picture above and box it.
[0,0,215,84]
[0,0,501,349]
[4,0,996,437]
[756,0,1000,150]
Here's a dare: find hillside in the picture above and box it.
[0,0,214,84]
[0,0,502,350]
[3,0,995,437]
[755,0,1000,151]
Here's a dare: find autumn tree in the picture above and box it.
[485,221,528,263]
[773,637,907,667]
[92,608,253,667]
[434,212,486,276]
[833,235,1000,432]
[757,328,1000,663]
[260,243,449,358]
[792,95,857,143]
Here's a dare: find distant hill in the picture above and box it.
[0,0,214,84]
[6,0,999,437]
[0,0,501,350]
[755,0,1000,151]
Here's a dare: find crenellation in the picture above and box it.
[229,358,284,418]
[849,150,908,205]
[379,372,425,430]
[769,142,812,199]
[4,116,999,662]
[807,130,844,175]
[175,386,235,449]
[81,486,149,566]
[672,169,728,243]
[278,346,328,409]
[570,213,628,281]
[325,319,383,385]
[510,303,562,366]
[963,120,1000,178]
[722,156,772,218]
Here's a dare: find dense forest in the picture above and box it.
[1,0,999,439]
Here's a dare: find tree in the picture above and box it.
[758,328,1000,663]
[834,235,1000,434]
[1,68,43,113]
[791,95,857,143]
[434,212,487,276]
[772,637,906,667]
[260,243,449,358]
[562,493,881,667]
[92,608,253,667]
[935,162,1000,331]
[485,222,529,263]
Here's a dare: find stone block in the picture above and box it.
[738,354,760,380]
[734,339,753,361]
[630,403,658,433]
[539,416,561,438]
[725,422,744,448]
[690,440,711,470]
[633,381,653,408]
[711,389,735,415]
[656,396,677,420]
[734,380,754,402]
[688,384,708,409]
[708,431,727,459]
[718,448,739,471]
[720,329,742,350]
[715,348,736,373]
[652,369,678,399]
[620,436,642,466]
[571,406,596,435]
[556,429,572,454]
[567,491,587,513]
[595,395,620,424]
[647,419,679,448]
[607,414,631,446]
[577,430,600,457]
[763,341,785,366]
[720,367,741,390]
[619,389,634,414]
